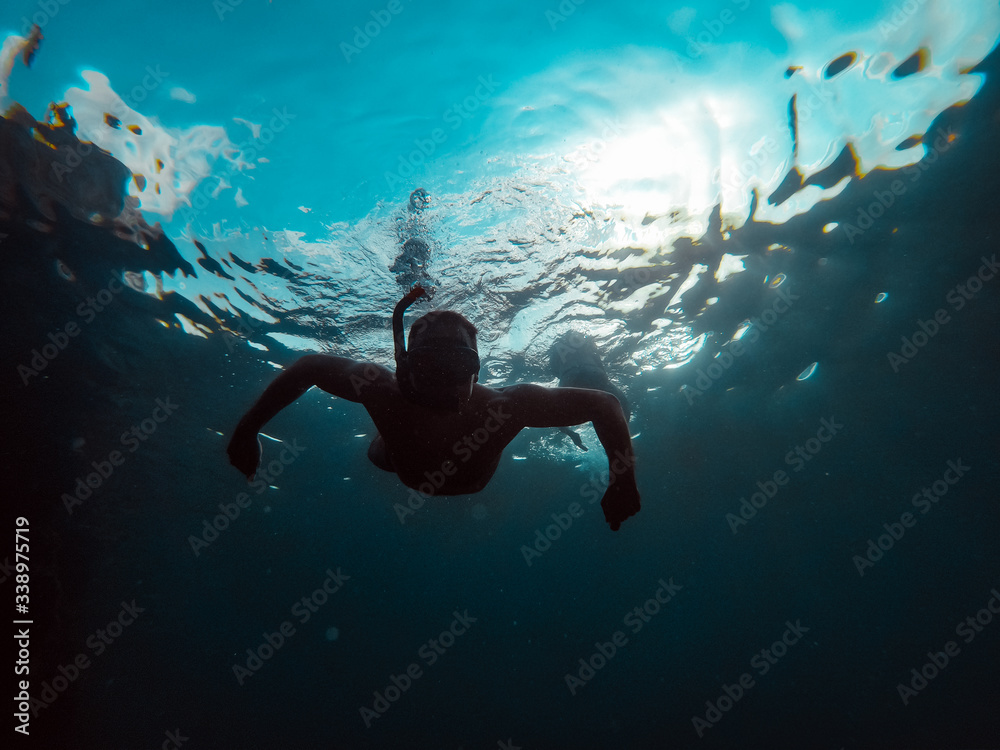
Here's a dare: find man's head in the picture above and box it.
[403,310,480,408]
[408,310,478,351]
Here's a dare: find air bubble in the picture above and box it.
[797,362,818,381]
[56,260,76,281]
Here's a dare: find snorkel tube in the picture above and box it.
[393,284,428,403]
[393,284,427,365]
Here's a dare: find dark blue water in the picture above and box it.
[4,10,1000,750]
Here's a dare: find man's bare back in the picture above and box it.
[227,288,640,529]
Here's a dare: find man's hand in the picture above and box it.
[227,424,262,480]
[601,478,641,531]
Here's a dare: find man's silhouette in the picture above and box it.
[227,285,639,530]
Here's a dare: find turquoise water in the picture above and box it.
[4,1,1000,748]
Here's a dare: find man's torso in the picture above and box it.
[360,373,520,495]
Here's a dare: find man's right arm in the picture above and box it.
[227,355,391,478]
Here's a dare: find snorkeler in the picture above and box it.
[226,284,640,530]
[548,331,631,452]
[390,238,431,288]
[390,188,433,288]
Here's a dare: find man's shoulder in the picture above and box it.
[486,382,615,427]
[486,383,555,398]
[476,383,554,419]
[364,361,399,384]
[487,383,553,400]
[338,359,398,403]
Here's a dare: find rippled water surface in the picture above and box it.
[4,1,1000,748]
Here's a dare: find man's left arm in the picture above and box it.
[503,385,640,530]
